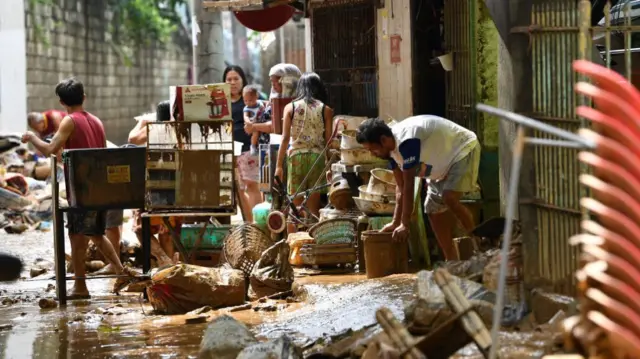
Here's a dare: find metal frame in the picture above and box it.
[51,155,152,306]
[475,104,595,359]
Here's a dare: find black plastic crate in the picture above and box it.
[63,147,146,209]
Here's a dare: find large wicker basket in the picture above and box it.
[309,218,357,245]
[222,223,273,275]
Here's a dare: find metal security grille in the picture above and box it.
[444,0,479,137]
[311,0,378,117]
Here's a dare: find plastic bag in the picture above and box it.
[248,239,294,300]
[236,335,303,359]
[147,264,245,314]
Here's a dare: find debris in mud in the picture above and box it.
[0,324,13,331]
[5,223,29,234]
[223,303,252,313]
[147,264,245,314]
[30,258,53,278]
[185,316,208,324]
[440,250,497,281]
[187,306,214,316]
[93,304,131,316]
[249,239,295,301]
[253,300,288,312]
[38,298,57,309]
[199,315,258,359]
[531,289,575,324]
[404,270,495,334]
[30,267,47,278]
[237,335,303,359]
[2,297,17,306]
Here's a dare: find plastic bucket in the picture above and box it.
[362,231,409,279]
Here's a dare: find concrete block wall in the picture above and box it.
[25,0,191,144]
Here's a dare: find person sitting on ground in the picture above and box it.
[275,72,333,233]
[27,110,67,139]
[21,77,135,299]
[128,100,182,267]
[355,116,481,261]
[243,85,267,156]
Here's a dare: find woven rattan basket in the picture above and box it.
[309,218,357,245]
[222,223,273,275]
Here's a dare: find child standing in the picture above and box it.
[243,85,267,156]
[275,73,333,232]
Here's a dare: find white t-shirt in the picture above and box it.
[389,115,478,180]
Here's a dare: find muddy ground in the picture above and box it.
[0,230,563,358]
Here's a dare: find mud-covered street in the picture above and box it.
[0,229,567,358]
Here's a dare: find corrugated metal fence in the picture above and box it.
[526,0,582,294]
[515,0,638,295]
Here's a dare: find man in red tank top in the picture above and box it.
[21,78,134,300]
[27,110,66,139]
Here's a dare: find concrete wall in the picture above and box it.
[377,0,413,122]
[25,0,191,144]
[0,0,28,134]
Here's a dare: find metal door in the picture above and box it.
[310,0,378,117]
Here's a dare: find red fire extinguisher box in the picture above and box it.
[271,97,294,134]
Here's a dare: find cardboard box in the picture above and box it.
[170,84,232,122]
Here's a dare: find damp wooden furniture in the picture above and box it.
[51,151,152,307]
[143,120,237,264]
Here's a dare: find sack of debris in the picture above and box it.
[237,335,303,359]
[248,239,294,300]
[440,249,497,281]
[404,270,496,334]
[147,264,246,314]
[483,241,527,325]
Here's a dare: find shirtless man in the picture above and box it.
[27,110,66,139]
[21,78,135,299]
[356,116,481,261]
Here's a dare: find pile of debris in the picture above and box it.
[0,136,63,234]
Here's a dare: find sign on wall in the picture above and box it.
[390,34,401,64]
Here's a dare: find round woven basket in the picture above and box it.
[309,218,357,245]
[222,223,273,275]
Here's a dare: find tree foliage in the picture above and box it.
[109,0,188,46]
[29,0,189,48]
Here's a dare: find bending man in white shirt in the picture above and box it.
[356,116,481,260]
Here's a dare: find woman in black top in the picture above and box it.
[224,65,261,221]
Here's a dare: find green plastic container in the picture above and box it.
[252,200,272,233]
[180,224,231,250]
